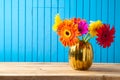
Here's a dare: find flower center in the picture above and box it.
[79,28,82,32]
[104,34,107,38]
[66,31,69,35]
[101,33,109,41]
[102,33,108,38]
[64,30,71,38]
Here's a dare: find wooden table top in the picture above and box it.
[0,62,119,80]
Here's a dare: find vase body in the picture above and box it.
[69,40,93,70]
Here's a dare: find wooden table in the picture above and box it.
[0,63,119,80]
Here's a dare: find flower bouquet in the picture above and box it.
[52,14,115,70]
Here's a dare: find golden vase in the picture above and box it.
[69,40,93,70]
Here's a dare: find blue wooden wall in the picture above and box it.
[0,0,120,62]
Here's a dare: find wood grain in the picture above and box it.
[0,63,119,80]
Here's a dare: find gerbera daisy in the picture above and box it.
[89,20,103,37]
[57,20,80,47]
[52,14,62,31]
[96,24,115,48]
[78,20,88,35]
[71,18,81,24]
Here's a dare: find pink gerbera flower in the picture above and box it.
[78,20,88,35]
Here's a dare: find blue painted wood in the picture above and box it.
[56,0,59,62]
[38,0,44,62]
[0,0,119,63]
[32,0,38,62]
[96,0,102,62]
[51,0,57,62]
[0,0,4,61]
[70,0,77,17]
[108,0,115,63]
[45,0,51,62]
[83,0,90,21]
[12,0,19,61]
[5,0,12,61]
[101,0,108,63]
[90,0,98,62]
[115,0,120,63]
[19,0,25,62]
[58,0,65,62]
[77,0,83,18]
[26,0,32,62]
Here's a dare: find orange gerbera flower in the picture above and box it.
[57,20,81,47]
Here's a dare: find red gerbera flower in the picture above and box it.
[71,18,81,24]
[96,24,115,48]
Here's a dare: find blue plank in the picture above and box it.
[58,0,65,62]
[32,0,38,62]
[59,0,64,8]
[83,0,89,21]
[44,0,51,62]
[5,0,12,61]
[12,0,18,61]
[77,0,83,18]
[115,0,120,63]
[26,0,32,62]
[64,0,69,18]
[45,0,51,7]
[96,0,102,63]
[101,0,108,63]
[38,0,44,62]
[90,0,98,62]
[56,0,59,62]
[38,0,44,7]
[108,0,115,63]
[64,0,69,62]
[51,0,57,62]
[0,0,4,61]
[19,0,25,62]
[50,0,52,62]
[70,0,77,18]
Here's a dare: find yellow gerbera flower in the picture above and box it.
[52,14,62,31]
[89,20,103,37]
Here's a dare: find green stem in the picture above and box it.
[83,32,94,42]
[85,35,92,42]
[83,33,89,41]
